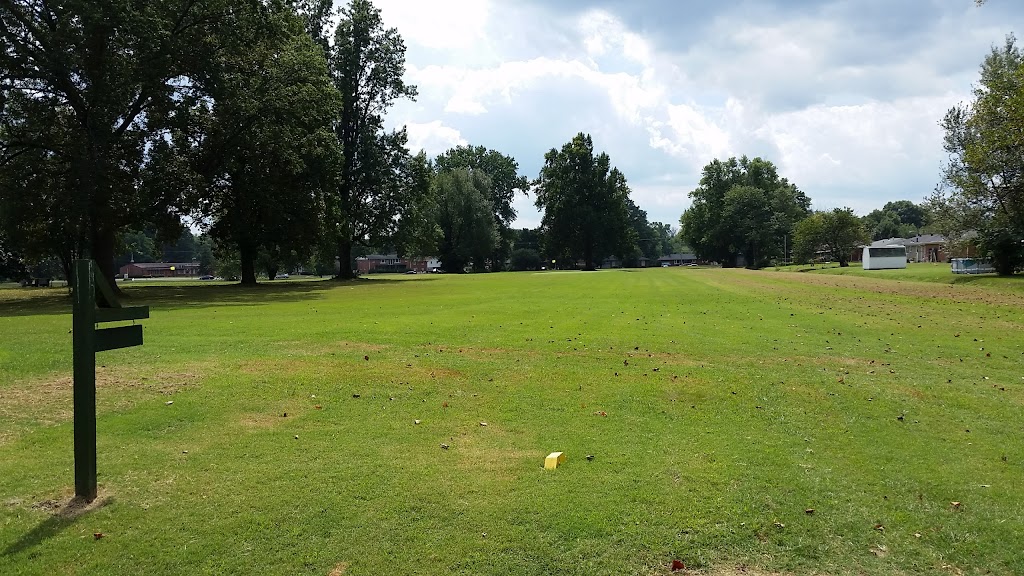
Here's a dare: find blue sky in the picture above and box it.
[367,0,1024,229]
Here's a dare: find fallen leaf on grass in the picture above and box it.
[593,411,607,417]
[93,532,104,540]
[951,501,962,510]
[442,401,449,408]
[440,443,449,450]
[805,508,815,515]
[671,559,686,571]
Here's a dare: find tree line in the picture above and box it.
[681,36,1024,275]
[0,0,684,284]
[3,2,1020,282]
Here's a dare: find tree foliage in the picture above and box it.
[435,146,528,270]
[431,169,496,273]
[931,35,1024,275]
[534,133,636,270]
[861,200,930,241]
[793,208,867,266]
[327,0,418,278]
[0,0,228,287]
[680,157,810,268]
[181,1,340,284]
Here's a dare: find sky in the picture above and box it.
[364,0,1024,229]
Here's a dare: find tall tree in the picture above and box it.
[328,0,418,279]
[680,156,810,267]
[0,0,227,288]
[535,133,636,270]
[181,1,340,284]
[432,169,497,273]
[435,146,529,270]
[931,35,1024,275]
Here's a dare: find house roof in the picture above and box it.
[869,234,946,248]
[658,253,697,261]
[126,262,197,269]
[357,254,399,261]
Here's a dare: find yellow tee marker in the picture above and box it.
[544,452,566,470]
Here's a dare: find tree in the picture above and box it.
[435,146,529,271]
[0,0,228,289]
[932,35,1024,275]
[510,248,542,271]
[534,133,636,270]
[793,209,867,266]
[183,1,340,285]
[328,0,418,279]
[432,169,497,273]
[393,151,439,259]
[680,156,810,267]
[792,214,826,264]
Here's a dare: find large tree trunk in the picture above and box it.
[336,236,356,280]
[92,228,121,295]
[240,242,257,285]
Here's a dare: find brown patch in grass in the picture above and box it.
[647,566,798,576]
[0,365,205,445]
[280,340,390,357]
[22,490,113,519]
[451,424,543,479]
[328,562,349,576]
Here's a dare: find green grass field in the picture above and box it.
[2,268,1023,575]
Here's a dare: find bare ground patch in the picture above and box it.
[279,340,390,357]
[450,423,543,480]
[0,365,205,445]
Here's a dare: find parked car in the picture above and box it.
[199,275,215,280]
[274,273,289,279]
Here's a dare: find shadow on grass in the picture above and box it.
[2,496,113,557]
[0,276,438,317]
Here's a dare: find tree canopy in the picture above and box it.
[534,133,636,270]
[680,156,810,268]
[435,146,528,270]
[0,0,231,287]
[931,35,1024,275]
[793,208,867,266]
[327,0,419,278]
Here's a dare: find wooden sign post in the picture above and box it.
[72,260,149,501]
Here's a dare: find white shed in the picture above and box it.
[862,245,907,270]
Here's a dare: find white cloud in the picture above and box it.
[371,0,491,52]
[371,0,1024,228]
[404,121,467,156]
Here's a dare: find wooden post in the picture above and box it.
[71,260,148,502]
[72,260,98,501]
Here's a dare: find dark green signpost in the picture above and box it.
[72,260,149,501]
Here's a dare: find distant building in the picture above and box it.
[658,253,697,266]
[356,254,435,274]
[853,235,957,264]
[119,262,199,278]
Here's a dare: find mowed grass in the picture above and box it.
[775,262,1024,293]
[1,268,1023,575]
